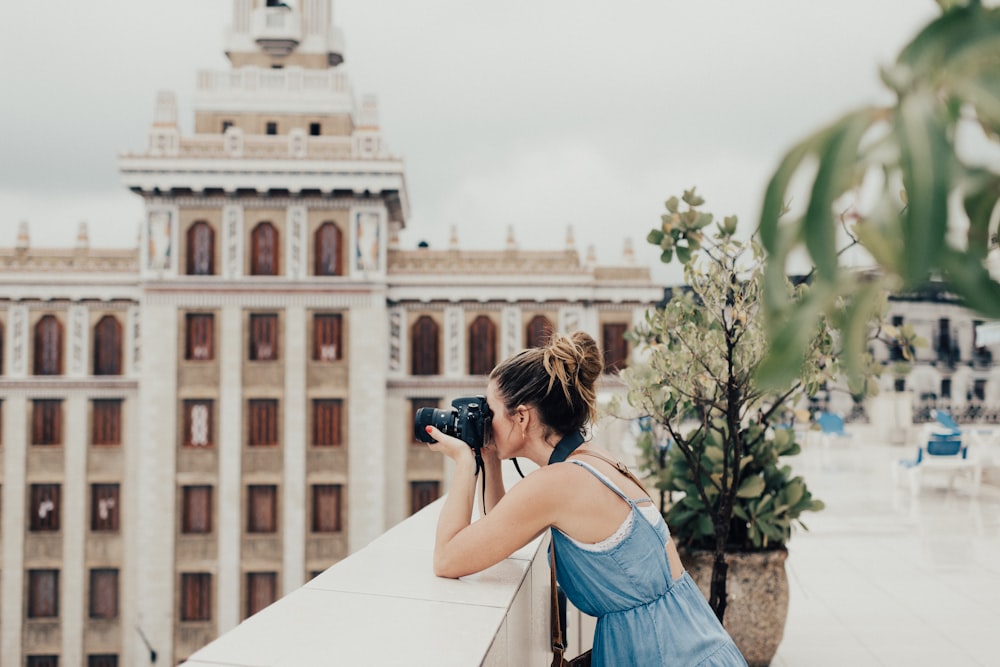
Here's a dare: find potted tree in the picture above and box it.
[616,189,881,666]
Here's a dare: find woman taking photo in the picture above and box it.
[424,331,746,666]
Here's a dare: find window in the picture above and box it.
[27,657,58,667]
[182,485,213,534]
[602,323,629,374]
[180,573,212,621]
[889,315,905,361]
[221,120,233,133]
[941,378,952,399]
[30,484,61,531]
[32,399,63,445]
[313,313,342,361]
[0,321,4,374]
[89,568,118,619]
[185,314,214,361]
[468,316,497,375]
[34,315,63,375]
[314,222,343,276]
[411,316,439,376]
[247,485,277,533]
[92,399,122,446]
[410,398,439,444]
[246,572,277,618]
[88,656,118,667]
[91,484,120,532]
[974,379,987,401]
[186,222,216,275]
[249,314,279,361]
[309,122,321,136]
[311,484,342,533]
[250,222,279,275]
[28,569,59,618]
[526,315,553,349]
[93,315,122,375]
[410,481,440,515]
[248,399,278,446]
[183,400,214,447]
[313,399,343,447]
[265,121,277,135]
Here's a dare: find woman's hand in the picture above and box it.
[424,425,477,463]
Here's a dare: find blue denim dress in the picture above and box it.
[552,461,747,666]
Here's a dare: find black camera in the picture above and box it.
[414,396,492,449]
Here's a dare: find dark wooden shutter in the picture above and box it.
[27,657,59,667]
[313,314,342,361]
[185,314,214,361]
[601,323,629,374]
[248,400,278,446]
[251,223,278,276]
[526,315,553,348]
[410,481,440,515]
[411,316,439,376]
[34,315,63,375]
[180,573,212,621]
[28,569,59,618]
[314,222,343,276]
[468,316,497,375]
[93,315,122,375]
[246,572,277,618]
[30,484,60,531]
[313,399,342,446]
[409,398,439,444]
[89,569,119,619]
[311,484,342,532]
[91,484,120,532]
[182,485,213,534]
[248,485,277,533]
[249,314,278,361]
[32,400,62,445]
[187,222,215,275]
[88,656,119,667]
[92,399,122,445]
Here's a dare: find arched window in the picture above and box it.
[468,316,497,376]
[93,315,122,376]
[314,222,343,276]
[186,221,215,275]
[411,316,439,376]
[250,222,279,276]
[602,322,629,374]
[34,315,63,376]
[525,315,554,349]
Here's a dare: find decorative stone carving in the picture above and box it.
[223,205,244,279]
[287,206,306,279]
[502,306,521,359]
[9,304,27,377]
[130,306,141,373]
[445,307,463,377]
[388,308,403,373]
[69,305,87,376]
[560,307,583,335]
[353,209,382,276]
[145,207,176,274]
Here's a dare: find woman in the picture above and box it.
[426,331,746,666]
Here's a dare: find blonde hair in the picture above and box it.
[489,331,602,437]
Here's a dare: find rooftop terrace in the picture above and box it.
[184,426,1000,666]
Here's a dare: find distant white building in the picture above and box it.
[0,2,660,665]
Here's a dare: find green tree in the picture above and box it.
[759,0,1000,387]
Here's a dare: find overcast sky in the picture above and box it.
[1,1,944,284]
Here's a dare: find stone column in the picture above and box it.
[501,305,521,360]
[61,393,87,666]
[444,306,464,377]
[283,305,307,593]
[1,395,27,667]
[222,205,244,281]
[347,302,388,551]
[217,305,243,634]
[135,302,178,665]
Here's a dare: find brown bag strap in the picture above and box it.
[550,535,567,666]
[567,450,653,500]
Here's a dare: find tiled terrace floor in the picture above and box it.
[770,430,1000,666]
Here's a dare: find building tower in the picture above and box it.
[118,0,407,661]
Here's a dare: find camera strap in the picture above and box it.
[548,431,585,465]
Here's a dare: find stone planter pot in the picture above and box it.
[680,548,789,667]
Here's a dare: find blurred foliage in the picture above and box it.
[759,0,1000,388]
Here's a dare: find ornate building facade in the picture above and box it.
[0,2,660,664]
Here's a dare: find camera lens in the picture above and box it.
[413,407,454,443]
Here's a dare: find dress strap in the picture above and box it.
[568,450,653,499]
[569,460,635,506]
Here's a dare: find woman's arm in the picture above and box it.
[426,425,562,578]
